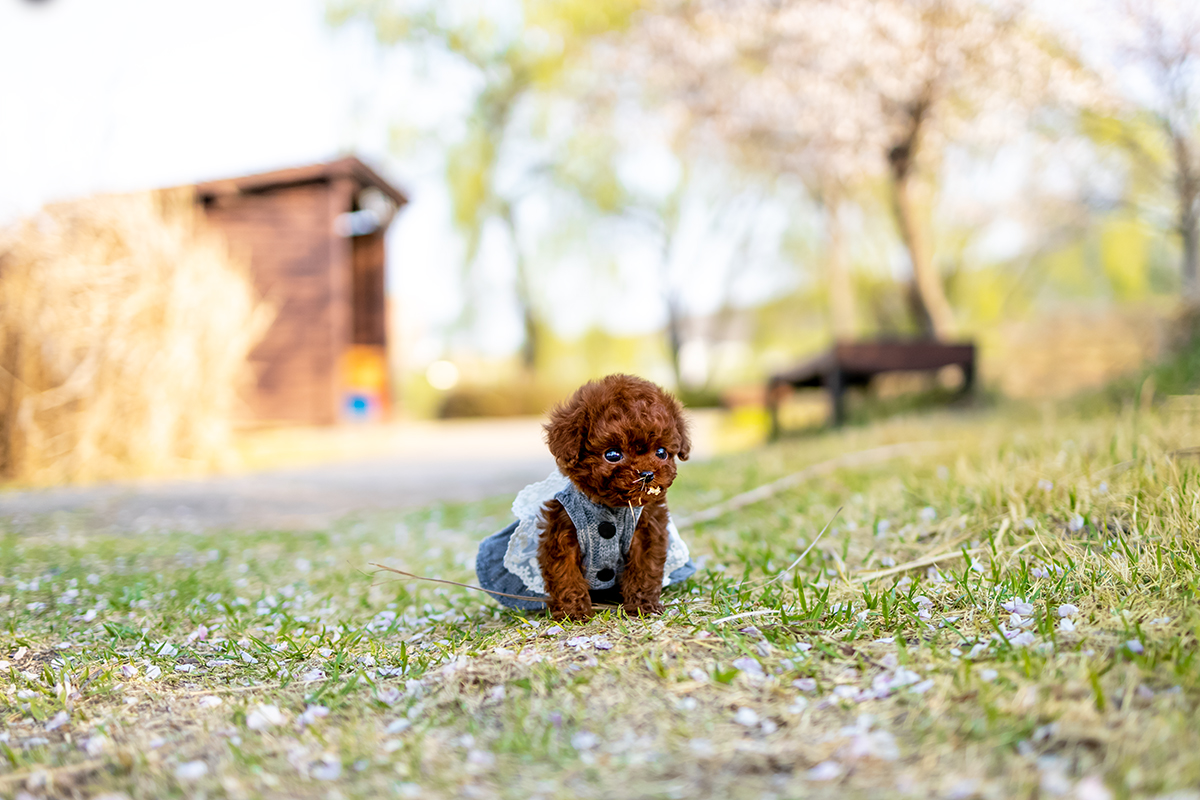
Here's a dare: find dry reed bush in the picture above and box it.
[0,190,272,484]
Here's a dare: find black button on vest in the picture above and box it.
[598,521,617,539]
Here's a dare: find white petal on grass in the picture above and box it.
[946,778,980,799]
[1123,640,1144,654]
[846,729,900,762]
[807,761,843,781]
[787,699,809,714]
[571,731,599,750]
[979,669,999,682]
[45,711,69,731]
[298,705,329,728]
[1057,604,1079,618]
[246,704,287,731]
[145,665,162,680]
[1074,775,1113,800]
[82,735,108,756]
[733,707,760,727]
[910,679,935,694]
[197,696,223,709]
[1002,598,1034,615]
[592,638,613,651]
[376,687,402,706]
[311,758,342,781]
[386,719,411,735]
[1058,618,1076,633]
[732,657,765,679]
[175,761,207,781]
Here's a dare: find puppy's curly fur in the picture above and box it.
[538,374,690,620]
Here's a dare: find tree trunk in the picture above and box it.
[889,163,955,340]
[825,199,856,341]
[1174,130,1200,302]
[664,294,684,388]
[886,93,955,341]
[500,204,540,373]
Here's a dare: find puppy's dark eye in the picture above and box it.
[603,448,623,463]
[655,447,668,460]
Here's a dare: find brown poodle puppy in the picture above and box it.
[538,374,691,620]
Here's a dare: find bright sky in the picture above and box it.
[0,0,788,365]
[0,0,486,364]
[0,0,354,219]
[0,0,1150,368]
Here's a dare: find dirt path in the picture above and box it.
[0,418,558,532]
[0,412,722,533]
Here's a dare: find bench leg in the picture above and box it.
[961,358,976,396]
[766,380,784,441]
[828,368,846,427]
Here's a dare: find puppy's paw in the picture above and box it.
[550,597,594,621]
[622,599,664,617]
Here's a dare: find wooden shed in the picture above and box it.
[194,157,407,425]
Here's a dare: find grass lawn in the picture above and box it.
[1,399,1198,799]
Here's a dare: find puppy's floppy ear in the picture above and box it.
[545,390,590,469]
[670,392,692,461]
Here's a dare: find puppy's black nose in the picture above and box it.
[639,471,655,481]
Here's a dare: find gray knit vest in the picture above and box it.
[554,484,643,590]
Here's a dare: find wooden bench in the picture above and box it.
[767,340,976,436]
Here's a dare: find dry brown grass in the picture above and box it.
[0,190,271,484]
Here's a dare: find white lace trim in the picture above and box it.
[503,471,569,595]
[663,518,690,584]
[502,470,690,592]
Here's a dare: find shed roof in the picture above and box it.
[195,156,408,208]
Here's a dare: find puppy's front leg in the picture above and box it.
[538,501,593,620]
[620,504,669,616]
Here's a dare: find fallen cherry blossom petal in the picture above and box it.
[732,657,765,678]
[246,704,287,731]
[175,761,207,781]
[571,731,599,750]
[1074,774,1112,800]
[734,707,760,726]
[807,761,843,781]
[311,758,342,780]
